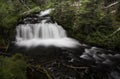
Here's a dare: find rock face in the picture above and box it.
[8,9,120,79]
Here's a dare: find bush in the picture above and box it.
[50,0,120,51]
[0,54,27,79]
[51,1,76,34]
[51,0,113,34]
[0,0,38,28]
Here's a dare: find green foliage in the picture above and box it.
[116,1,120,21]
[51,0,113,34]
[0,54,27,79]
[34,0,73,10]
[106,31,120,50]
[0,0,38,28]
[51,1,76,32]
[51,0,120,50]
[75,0,114,34]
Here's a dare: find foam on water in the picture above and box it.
[40,9,54,17]
[16,38,80,48]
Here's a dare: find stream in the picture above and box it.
[7,9,120,79]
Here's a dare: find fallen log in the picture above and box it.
[20,7,41,16]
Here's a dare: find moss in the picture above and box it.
[74,30,120,51]
[0,54,27,79]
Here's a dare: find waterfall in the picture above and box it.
[15,9,80,48]
[13,9,120,79]
[16,22,67,40]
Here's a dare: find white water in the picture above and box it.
[40,9,54,16]
[15,9,80,48]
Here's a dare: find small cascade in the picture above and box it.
[15,9,80,48]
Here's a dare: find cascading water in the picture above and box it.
[15,9,80,48]
[13,9,120,79]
